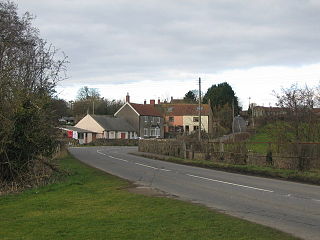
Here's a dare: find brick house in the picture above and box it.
[114,94,164,138]
[160,103,213,136]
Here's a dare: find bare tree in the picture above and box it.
[0,1,67,183]
[76,86,100,100]
[273,83,320,170]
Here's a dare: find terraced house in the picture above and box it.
[160,103,213,137]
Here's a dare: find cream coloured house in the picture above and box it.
[183,115,209,132]
[75,114,137,142]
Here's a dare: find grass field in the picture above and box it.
[0,151,299,240]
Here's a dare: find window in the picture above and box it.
[144,116,149,122]
[169,126,175,132]
[156,117,160,123]
[193,117,199,122]
[144,128,148,136]
[150,128,156,136]
[169,116,174,122]
[78,133,84,139]
[193,126,199,131]
[185,125,189,132]
[155,127,160,137]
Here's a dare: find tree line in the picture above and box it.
[52,86,124,121]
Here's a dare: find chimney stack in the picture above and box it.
[150,99,155,105]
[125,93,130,103]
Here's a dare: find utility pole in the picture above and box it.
[198,77,202,141]
[232,98,235,135]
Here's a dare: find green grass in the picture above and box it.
[246,125,273,154]
[0,152,299,240]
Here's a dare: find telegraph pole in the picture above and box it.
[232,98,235,135]
[198,77,202,141]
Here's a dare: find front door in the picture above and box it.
[120,133,126,139]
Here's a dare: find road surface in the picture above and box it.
[69,146,320,240]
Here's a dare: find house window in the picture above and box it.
[185,125,189,132]
[144,128,148,136]
[155,127,160,137]
[193,126,199,131]
[169,116,174,122]
[78,133,84,139]
[193,117,199,122]
[144,116,148,122]
[156,117,160,123]
[169,126,175,132]
[150,128,156,136]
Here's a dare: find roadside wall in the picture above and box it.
[139,139,320,170]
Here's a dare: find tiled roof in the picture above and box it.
[60,126,96,133]
[91,115,136,131]
[161,104,211,116]
[130,103,162,116]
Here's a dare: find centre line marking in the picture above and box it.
[97,150,106,155]
[108,155,129,162]
[186,174,274,193]
[135,162,159,170]
[160,168,171,172]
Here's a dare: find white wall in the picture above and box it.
[75,114,104,134]
[183,116,209,132]
[109,131,116,139]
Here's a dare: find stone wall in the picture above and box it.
[139,139,320,170]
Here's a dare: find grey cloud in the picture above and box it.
[16,0,320,84]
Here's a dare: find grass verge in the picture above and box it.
[133,152,320,185]
[0,151,300,240]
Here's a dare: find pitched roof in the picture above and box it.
[130,103,162,116]
[91,115,136,131]
[59,126,96,133]
[161,104,211,116]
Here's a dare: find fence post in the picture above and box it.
[182,141,187,159]
[191,144,194,159]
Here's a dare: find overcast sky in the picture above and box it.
[16,0,320,108]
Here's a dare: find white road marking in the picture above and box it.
[159,168,171,172]
[97,150,106,156]
[186,174,274,193]
[135,162,159,170]
[97,150,171,171]
[108,155,129,162]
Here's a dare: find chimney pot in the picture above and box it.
[144,99,146,105]
[150,99,155,105]
[126,93,130,103]
[158,98,160,104]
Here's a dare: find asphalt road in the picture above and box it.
[69,146,320,240]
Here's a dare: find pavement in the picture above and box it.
[69,146,320,240]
